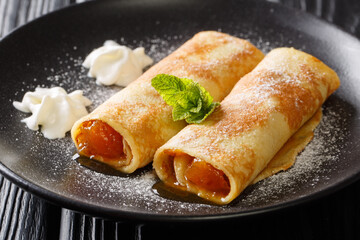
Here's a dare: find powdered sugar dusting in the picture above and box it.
[235,102,349,206]
[8,32,352,216]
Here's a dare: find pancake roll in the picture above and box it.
[153,48,340,204]
[71,31,264,173]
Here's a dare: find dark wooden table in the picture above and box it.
[1,0,359,239]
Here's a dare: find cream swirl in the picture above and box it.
[13,87,92,139]
[83,40,153,86]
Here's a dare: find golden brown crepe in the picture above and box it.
[153,47,340,204]
[252,108,322,184]
[71,31,264,173]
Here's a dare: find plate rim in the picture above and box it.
[1,0,360,222]
[2,161,360,222]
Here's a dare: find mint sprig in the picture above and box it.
[151,74,219,124]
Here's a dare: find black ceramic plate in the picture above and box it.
[1,0,360,221]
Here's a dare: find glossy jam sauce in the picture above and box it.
[185,158,230,196]
[73,153,128,177]
[152,181,216,205]
[75,120,124,161]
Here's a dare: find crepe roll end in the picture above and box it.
[154,149,236,204]
[71,118,142,173]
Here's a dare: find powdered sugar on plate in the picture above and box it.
[236,103,349,207]
[8,32,352,216]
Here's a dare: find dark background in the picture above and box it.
[0,0,359,239]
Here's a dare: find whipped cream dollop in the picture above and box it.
[83,40,153,86]
[13,87,92,139]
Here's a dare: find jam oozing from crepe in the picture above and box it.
[185,158,230,196]
[179,156,230,196]
[75,120,124,161]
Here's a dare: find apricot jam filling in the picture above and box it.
[184,157,230,196]
[75,120,124,161]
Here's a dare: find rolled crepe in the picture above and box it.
[153,48,340,204]
[71,31,264,173]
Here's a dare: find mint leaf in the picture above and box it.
[186,102,219,124]
[172,104,191,120]
[151,74,220,124]
[151,74,190,105]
